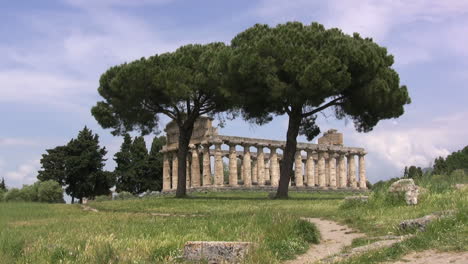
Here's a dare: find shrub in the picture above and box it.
[0,189,5,202]
[4,188,24,202]
[37,180,65,203]
[114,191,134,200]
[20,184,39,202]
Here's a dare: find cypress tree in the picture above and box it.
[64,126,111,203]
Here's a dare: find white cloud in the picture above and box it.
[348,112,468,171]
[5,159,40,187]
[251,0,468,65]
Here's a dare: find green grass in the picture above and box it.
[0,184,467,263]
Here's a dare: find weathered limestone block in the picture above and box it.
[183,241,253,263]
[389,179,420,205]
[399,210,455,231]
[295,151,304,187]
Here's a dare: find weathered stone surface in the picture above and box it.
[455,184,467,190]
[399,210,455,231]
[318,129,343,146]
[389,179,420,205]
[183,241,253,263]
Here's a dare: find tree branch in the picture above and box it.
[302,96,346,117]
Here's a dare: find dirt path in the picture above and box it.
[388,250,468,264]
[285,218,365,264]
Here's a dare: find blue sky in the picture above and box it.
[1,0,467,188]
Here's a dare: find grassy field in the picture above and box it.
[1,178,467,263]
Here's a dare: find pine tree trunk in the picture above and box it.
[71,197,75,204]
[175,122,195,198]
[276,109,302,198]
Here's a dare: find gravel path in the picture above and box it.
[285,218,364,264]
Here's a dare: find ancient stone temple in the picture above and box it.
[161,117,367,192]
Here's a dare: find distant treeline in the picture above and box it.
[1,127,166,204]
[402,145,468,179]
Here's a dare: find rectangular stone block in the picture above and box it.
[183,241,253,263]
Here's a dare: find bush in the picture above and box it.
[0,189,5,202]
[3,181,64,203]
[37,180,65,203]
[4,188,24,202]
[114,191,134,200]
[20,184,39,202]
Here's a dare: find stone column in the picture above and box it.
[348,153,357,188]
[306,150,315,187]
[314,159,319,186]
[294,151,304,186]
[264,159,270,183]
[228,144,238,186]
[171,153,178,190]
[270,147,279,186]
[252,159,258,183]
[325,156,330,186]
[202,144,212,186]
[186,158,191,188]
[243,144,252,187]
[329,153,337,189]
[318,151,326,188]
[257,146,265,186]
[214,143,224,186]
[162,153,171,191]
[338,152,347,188]
[191,145,201,187]
[359,152,367,189]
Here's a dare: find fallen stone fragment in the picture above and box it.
[389,179,420,205]
[454,184,467,190]
[399,210,455,231]
[183,241,253,263]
